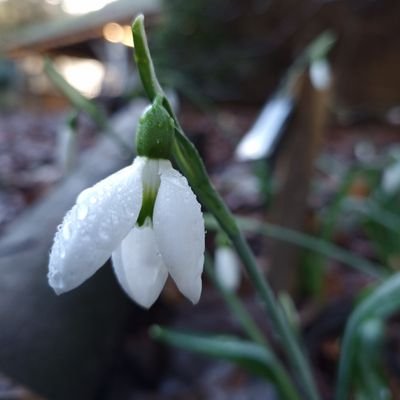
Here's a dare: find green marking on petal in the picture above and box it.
[137,186,157,226]
[137,158,161,227]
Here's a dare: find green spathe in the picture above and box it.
[136,96,175,159]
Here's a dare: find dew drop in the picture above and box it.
[90,196,97,204]
[110,213,119,225]
[77,188,90,204]
[77,204,89,220]
[99,229,110,241]
[62,222,71,240]
[60,248,66,259]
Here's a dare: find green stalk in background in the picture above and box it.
[132,15,320,400]
[204,252,267,346]
[206,245,301,398]
[44,59,133,155]
[354,318,390,400]
[335,273,400,400]
[150,327,301,400]
[203,214,385,279]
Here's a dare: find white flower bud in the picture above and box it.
[215,246,241,291]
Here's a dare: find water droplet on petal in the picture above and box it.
[62,222,71,240]
[77,188,91,204]
[77,204,88,220]
[90,196,97,204]
[99,230,110,242]
[60,248,66,259]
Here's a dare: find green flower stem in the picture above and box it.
[131,15,164,103]
[132,15,320,400]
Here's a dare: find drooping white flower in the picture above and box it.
[215,246,241,291]
[48,156,205,308]
[382,160,400,195]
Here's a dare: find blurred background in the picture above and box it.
[1,0,400,399]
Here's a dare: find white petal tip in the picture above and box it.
[48,272,63,294]
[181,277,202,305]
[127,289,159,309]
[135,299,155,309]
[117,284,161,309]
[190,297,200,305]
[48,278,66,295]
[48,268,80,295]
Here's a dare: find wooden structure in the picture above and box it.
[1,0,160,58]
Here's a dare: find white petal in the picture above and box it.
[153,161,205,304]
[112,225,168,308]
[48,157,146,294]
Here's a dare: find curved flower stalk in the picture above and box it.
[132,15,321,400]
[48,101,205,308]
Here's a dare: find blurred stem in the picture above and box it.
[205,252,267,346]
[206,253,302,400]
[346,198,400,233]
[336,273,400,400]
[231,215,385,279]
[204,214,385,278]
[132,15,320,400]
[151,327,301,400]
[356,319,388,400]
[44,58,133,155]
[228,232,319,399]
[321,169,357,240]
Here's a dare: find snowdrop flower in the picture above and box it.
[215,245,241,291]
[382,160,400,195]
[48,98,205,308]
